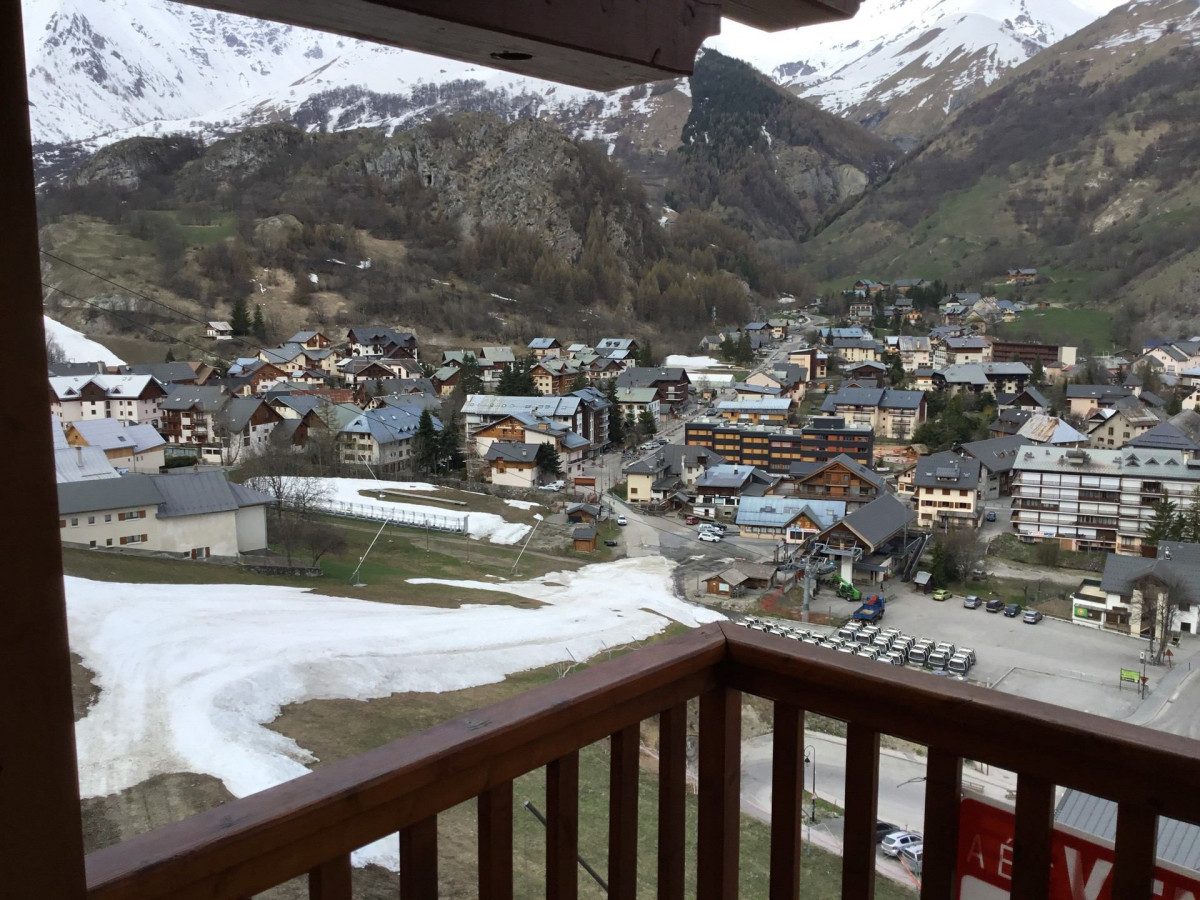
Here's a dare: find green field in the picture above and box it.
[991,306,1115,351]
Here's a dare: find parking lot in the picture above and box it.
[794,579,1200,721]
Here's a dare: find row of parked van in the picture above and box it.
[738,618,977,676]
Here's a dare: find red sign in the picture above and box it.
[957,796,1200,899]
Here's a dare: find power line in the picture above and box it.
[42,283,236,367]
[39,248,274,359]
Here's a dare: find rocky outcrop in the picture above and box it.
[70,136,201,189]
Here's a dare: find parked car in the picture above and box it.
[880,831,923,857]
[616,515,628,526]
[1004,603,1022,617]
[685,515,700,525]
[900,843,924,874]
[985,510,997,522]
[963,595,982,609]
[698,531,722,543]
[1023,609,1044,624]
[603,539,618,547]
[985,598,1005,613]
[538,480,565,491]
[876,821,901,843]
[932,589,952,601]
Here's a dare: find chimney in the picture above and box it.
[75,446,83,465]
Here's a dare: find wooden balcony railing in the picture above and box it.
[84,623,1200,900]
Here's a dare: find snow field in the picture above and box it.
[44,316,125,366]
[67,558,723,869]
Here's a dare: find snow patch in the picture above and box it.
[67,560,722,869]
[43,316,125,366]
[503,499,540,511]
[665,354,730,369]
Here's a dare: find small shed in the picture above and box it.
[565,502,601,525]
[572,526,598,553]
[913,571,933,594]
[736,562,779,590]
[704,569,749,597]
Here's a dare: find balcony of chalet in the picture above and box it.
[81,622,1200,899]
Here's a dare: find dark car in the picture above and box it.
[963,595,982,609]
[1003,603,1021,617]
[985,598,1005,613]
[1023,609,1044,624]
[604,539,618,547]
[876,821,901,843]
[985,510,997,522]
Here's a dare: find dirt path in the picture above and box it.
[984,557,1090,588]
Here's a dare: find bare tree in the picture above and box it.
[1149,569,1194,665]
[45,334,66,365]
[298,517,348,566]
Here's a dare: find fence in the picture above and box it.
[307,499,468,535]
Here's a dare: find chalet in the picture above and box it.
[230,359,291,394]
[483,442,541,489]
[779,454,888,511]
[214,397,284,464]
[934,335,992,367]
[704,568,749,598]
[716,398,792,427]
[735,497,844,544]
[530,358,581,396]
[1086,401,1164,450]
[258,344,312,374]
[996,386,1050,414]
[896,336,932,372]
[767,319,790,341]
[614,387,660,425]
[345,327,419,359]
[616,367,691,408]
[787,347,827,380]
[891,278,927,295]
[206,321,233,340]
[693,465,780,522]
[852,279,887,296]
[813,493,918,584]
[527,337,562,360]
[285,330,334,350]
[624,445,725,507]
[462,395,588,442]
[1075,542,1200,637]
[49,375,168,427]
[746,364,807,401]
[1016,414,1090,448]
[344,358,406,389]
[990,408,1034,439]
[116,361,208,385]
[64,420,166,474]
[157,385,232,460]
[1134,341,1200,377]
[565,502,602,525]
[841,361,887,385]
[933,362,1031,396]
[477,346,516,385]
[337,403,440,474]
[848,303,874,321]
[1065,384,1137,418]
[1006,267,1038,284]
[831,339,884,364]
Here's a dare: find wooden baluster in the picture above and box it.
[698,686,741,900]
[1011,774,1054,898]
[308,853,352,899]
[658,703,687,900]
[770,703,805,900]
[609,724,640,899]
[841,722,880,900]
[1112,803,1158,900]
[546,750,580,900]
[399,814,438,900]
[920,750,963,900]
[478,782,514,900]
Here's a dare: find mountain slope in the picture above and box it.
[668,51,902,240]
[802,0,1200,342]
[709,0,1106,148]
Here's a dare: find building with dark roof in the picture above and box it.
[56,471,270,560]
[777,453,889,511]
[956,435,1029,498]
[1056,788,1200,874]
[1075,541,1200,637]
[684,416,875,473]
[814,493,919,584]
[912,451,983,529]
[820,388,926,440]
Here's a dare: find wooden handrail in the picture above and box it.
[83,619,1200,900]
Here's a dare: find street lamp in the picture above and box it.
[803,744,817,823]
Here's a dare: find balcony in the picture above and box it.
[82,623,1200,900]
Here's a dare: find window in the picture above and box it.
[87,516,95,525]
[70,518,78,526]
[105,514,111,522]
[106,539,112,546]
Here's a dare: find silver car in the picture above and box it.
[880,831,923,857]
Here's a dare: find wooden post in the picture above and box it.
[698,687,741,900]
[657,704,687,900]
[770,703,805,900]
[0,2,88,896]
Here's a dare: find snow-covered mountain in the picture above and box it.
[22,0,1119,156]
[707,0,1118,147]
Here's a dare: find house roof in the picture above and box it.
[795,454,888,491]
[285,330,328,344]
[346,327,416,347]
[998,386,1050,408]
[67,419,165,454]
[696,465,761,490]
[159,385,229,412]
[615,387,659,404]
[821,388,924,411]
[528,337,560,349]
[708,569,750,587]
[341,404,439,445]
[957,436,1029,475]
[57,473,164,515]
[913,451,982,490]
[1127,422,1200,452]
[565,502,601,517]
[115,362,198,383]
[483,441,541,464]
[217,397,273,434]
[54,447,120,483]
[1065,384,1134,400]
[1017,414,1089,445]
[718,398,794,413]
[1055,788,1200,873]
[463,394,582,419]
[826,493,916,550]
[49,374,164,401]
[155,471,272,518]
[573,526,597,540]
[1170,409,1200,443]
[1013,447,1198,480]
[735,496,845,529]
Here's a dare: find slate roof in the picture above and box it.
[829,493,916,550]
[573,526,597,541]
[1170,410,1200,443]
[54,447,120,483]
[795,454,888,490]
[913,451,982,490]
[735,496,845,529]
[484,442,540,463]
[462,395,582,418]
[1127,422,1200,452]
[957,436,1029,475]
[115,362,198,384]
[57,473,163,514]
[341,404,440,445]
[528,337,560,350]
[821,388,924,411]
[217,397,271,434]
[159,385,229,412]
[49,374,164,401]
[1065,384,1134,401]
[1055,788,1200,873]
[67,419,165,454]
[1099,541,1200,595]
[155,471,272,518]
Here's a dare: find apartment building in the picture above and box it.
[684,416,874,473]
[819,388,926,440]
[1010,446,1200,555]
[912,451,983,529]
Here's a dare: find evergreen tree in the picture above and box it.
[1166,392,1183,416]
[637,341,655,367]
[252,305,267,343]
[458,354,484,396]
[1144,498,1182,551]
[638,410,658,436]
[165,348,176,363]
[1030,358,1045,386]
[536,442,563,477]
[230,295,251,336]
[604,379,624,446]
[438,410,463,472]
[413,409,440,475]
[570,371,589,392]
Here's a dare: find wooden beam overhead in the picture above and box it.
[171,0,858,91]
